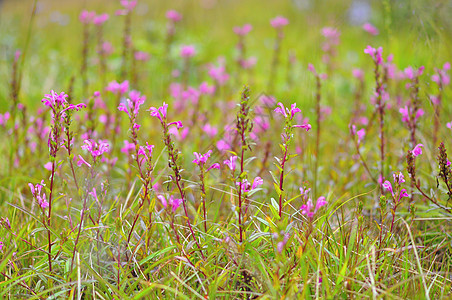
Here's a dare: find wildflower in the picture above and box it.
[352,68,364,80]
[274,102,312,131]
[364,45,383,65]
[202,123,218,138]
[149,102,168,123]
[93,13,109,26]
[180,45,196,58]
[233,24,252,36]
[362,23,379,35]
[106,80,129,94]
[192,150,212,165]
[224,155,238,172]
[412,144,423,157]
[29,181,49,209]
[158,195,182,213]
[134,51,150,61]
[81,139,110,158]
[166,10,182,22]
[79,10,95,24]
[270,16,289,28]
[301,196,327,218]
[0,241,3,251]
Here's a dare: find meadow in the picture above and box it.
[0,0,451,298]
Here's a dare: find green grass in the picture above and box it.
[0,0,451,298]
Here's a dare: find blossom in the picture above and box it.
[364,45,383,65]
[121,140,135,155]
[116,0,137,15]
[352,68,364,80]
[270,16,289,28]
[202,124,218,138]
[158,195,182,212]
[93,13,109,26]
[301,196,327,218]
[29,181,49,209]
[166,10,182,22]
[274,102,312,131]
[134,51,150,61]
[393,172,405,184]
[362,23,379,35]
[149,102,168,122]
[412,144,423,157]
[199,82,215,95]
[0,112,10,126]
[81,139,110,158]
[79,10,95,24]
[233,24,252,36]
[118,91,145,118]
[0,241,3,251]
[192,150,212,165]
[382,180,393,194]
[224,155,238,171]
[106,80,129,94]
[180,45,196,58]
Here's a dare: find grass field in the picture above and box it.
[0,0,451,298]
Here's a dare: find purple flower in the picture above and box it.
[81,139,110,158]
[382,180,393,195]
[180,45,196,58]
[149,102,168,122]
[79,10,95,24]
[106,80,129,94]
[121,140,135,155]
[166,10,182,22]
[301,196,327,218]
[364,45,383,65]
[393,172,405,184]
[0,241,4,251]
[270,16,289,28]
[363,23,379,35]
[223,155,238,172]
[233,24,252,36]
[412,144,423,157]
[251,177,263,190]
[93,13,109,26]
[192,150,212,165]
[134,51,150,61]
[29,181,49,209]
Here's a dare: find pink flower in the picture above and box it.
[106,80,129,94]
[393,172,405,184]
[0,241,4,251]
[121,140,135,155]
[166,10,182,22]
[93,13,109,26]
[301,196,327,219]
[270,16,289,28]
[364,45,383,65]
[199,82,215,95]
[180,45,196,58]
[202,123,218,138]
[134,51,150,61]
[233,24,252,36]
[81,139,110,158]
[412,144,423,157]
[357,128,365,145]
[352,68,364,80]
[193,150,212,165]
[362,23,379,35]
[79,10,95,24]
[251,177,263,190]
[382,180,393,194]
[29,181,49,209]
[208,64,230,85]
[148,102,168,122]
[224,155,238,171]
[0,112,10,126]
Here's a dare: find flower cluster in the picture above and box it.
[157,194,182,213]
[29,181,49,209]
[300,196,327,219]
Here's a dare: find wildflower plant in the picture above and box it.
[273,102,311,218]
